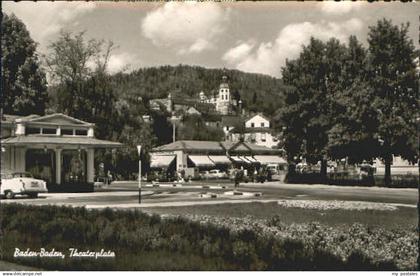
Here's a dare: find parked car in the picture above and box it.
[267,164,280,175]
[147,171,175,182]
[202,169,228,179]
[0,171,48,199]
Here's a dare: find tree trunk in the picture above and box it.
[320,159,327,179]
[384,155,392,187]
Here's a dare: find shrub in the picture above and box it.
[0,204,416,271]
[286,172,418,188]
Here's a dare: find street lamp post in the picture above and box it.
[172,120,176,142]
[170,114,179,143]
[137,145,142,204]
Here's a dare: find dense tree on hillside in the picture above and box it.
[1,13,47,115]
[108,65,287,117]
[178,114,225,141]
[149,109,173,145]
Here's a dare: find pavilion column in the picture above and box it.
[86,148,95,183]
[10,146,15,171]
[55,148,62,185]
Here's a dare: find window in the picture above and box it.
[75,129,88,136]
[42,128,56,135]
[261,133,266,142]
[261,122,265,127]
[251,123,255,128]
[61,129,74,135]
[26,127,41,135]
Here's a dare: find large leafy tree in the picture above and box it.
[280,37,348,176]
[45,31,114,117]
[327,36,381,163]
[46,31,159,179]
[1,13,47,115]
[366,19,418,185]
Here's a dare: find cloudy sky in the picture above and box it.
[3,1,419,77]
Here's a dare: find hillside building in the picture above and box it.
[228,114,279,148]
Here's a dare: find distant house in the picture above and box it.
[373,156,418,175]
[186,106,201,116]
[230,114,279,148]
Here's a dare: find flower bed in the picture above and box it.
[286,172,418,188]
[276,200,398,211]
[185,214,417,270]
[0,204,417,270]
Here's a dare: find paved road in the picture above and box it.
[2,180,417,208]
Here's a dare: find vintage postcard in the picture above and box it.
[0,0,418,274]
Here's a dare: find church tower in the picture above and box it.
[216,75,231,115]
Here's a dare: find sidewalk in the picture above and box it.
[85,199,278,209]
[41,191,154,199]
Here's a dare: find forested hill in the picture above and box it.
[110,65,288,116]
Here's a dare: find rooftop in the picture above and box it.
[152,140,281,154]
[1,113,93,126]
[1,135,123,148]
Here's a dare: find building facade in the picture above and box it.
[229,114,279,148]
[150,140,286,175]
[1,113,122,188]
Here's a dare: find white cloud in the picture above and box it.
[85,52,139,75]
[320,1,366,15]
[141,2,229,54]
[222,42,255,63]
[223,18,364,77]
[107,53,139,74]
[3,2,96,50]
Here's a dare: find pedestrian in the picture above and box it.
[234,168,240,190]
[253,168,258,183]
[107,170,113,185]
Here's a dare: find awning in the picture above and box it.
[150,155,176,168]
[239,156,252,164]
[243,156,260,164]
[230,156,252,164]
[254,155,287,164]
[1,135,123,148]
[230,156,244,163]
[208,155,231,165]
[188,155,215,167]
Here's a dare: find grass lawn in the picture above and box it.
[143,201,417,230]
